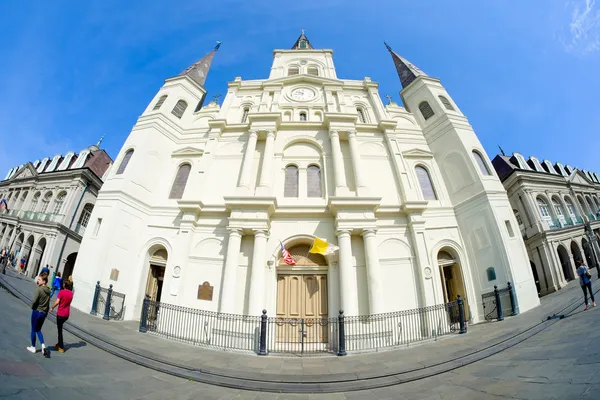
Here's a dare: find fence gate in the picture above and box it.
[268,316,338,354]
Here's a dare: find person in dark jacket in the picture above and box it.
[27,275,51,356]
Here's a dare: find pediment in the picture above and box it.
[11,163,38,180]
[402,148,434,159]
[569,170,593,185]
[171,146,204,158]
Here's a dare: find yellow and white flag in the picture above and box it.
[309,237,339,256]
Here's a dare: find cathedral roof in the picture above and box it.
[384,42,427,89]
[178,42,221,87]
[291,30,313,50]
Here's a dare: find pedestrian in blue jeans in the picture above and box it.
[577,260,596,311]
[27,275,51,356]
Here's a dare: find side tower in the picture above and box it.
[385,43,539,313]
[71,44,221,318]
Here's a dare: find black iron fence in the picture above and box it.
[138,294,469,356]
[482,282,518,322]
[90,281,126,321]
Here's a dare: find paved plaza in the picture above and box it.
[1,269,600,399]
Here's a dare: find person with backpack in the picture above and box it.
[27,275,51,356]
[577,260,596,310]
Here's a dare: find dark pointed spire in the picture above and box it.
[384,42,427,89]
[291,30,313,50]
[179,41,222,87]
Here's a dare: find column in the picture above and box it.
[220,228,243,313]
[347,130,368,196]
[237,130,258,192]
[541,242,560,292]
[523,191,543,230]
[337,229,358,316]
[256,130,275,195]
[408,217,437,307]
[362,229,384,314]
[247,229,268,315]
[329,130,348,195]
[327,261,340,319]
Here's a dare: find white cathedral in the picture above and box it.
[71,33,540,324]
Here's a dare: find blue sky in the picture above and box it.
[1,0,599,176]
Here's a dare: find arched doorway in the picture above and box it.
[558,244,574,281]
[22,235,35,275]
[62,252,78,281]
[30,238,47,277]
[530,260,541,294]
[13,232,25,258]
[571,241,583,265]
[146,248,168,303]
[276,243,328,344]
[437,248,469,320]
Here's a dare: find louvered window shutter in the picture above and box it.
[307,165,322,198]
[418,101,435,120]
[116,150,134,175]
[438,96,455,111]
[171,100,188,119]
[415,166,437,200]
[153,95,168,110]
[169,164,191,199]
[284,166,299,197]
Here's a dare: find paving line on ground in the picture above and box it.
[0,273,592,393]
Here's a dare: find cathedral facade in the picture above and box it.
[71,33,540,323]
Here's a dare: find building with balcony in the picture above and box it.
[492,152,600,296]
[0,141,112,279]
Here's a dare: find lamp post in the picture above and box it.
[584,220,600,277]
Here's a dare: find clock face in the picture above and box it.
[291,88,315,101]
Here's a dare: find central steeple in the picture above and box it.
[178,41,222,87]
[291,30,313,50]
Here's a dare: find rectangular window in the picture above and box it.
[505,220,515,237]
[94,218,103,237]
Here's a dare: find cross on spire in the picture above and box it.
[211,93,221,103]
[178,41,222,87]
[385,94,393,104]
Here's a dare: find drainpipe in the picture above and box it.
[55,181,90,274]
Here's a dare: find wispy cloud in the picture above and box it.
[564,0,600,54]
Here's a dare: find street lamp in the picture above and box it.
[584,220,600,277]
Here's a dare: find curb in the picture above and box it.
[0,273,561,393]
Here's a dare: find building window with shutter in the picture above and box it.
[288,67,299,76]
[537,197,551,220]
[472,151,491,175]
[418,101,435,120]
[171,100,188,119]
[53,191,67,214]
[30,192,41,212]
[153,95,168,110]
[241,107,249,123]
[307,66,318,76]
[307,165,322,198]
[40,192,53,214]
[357,108,366,123]
[415,166,437,200]
[116,149,134,175]
[438,96,455,111]
[169,164,192,199]
[284,165,299,197]
[79,204,94,228]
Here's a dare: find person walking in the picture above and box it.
[577,260,596,311]
[50,280,73,353]
[27,275,51,356]
[50,272,62,298]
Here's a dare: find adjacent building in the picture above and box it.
[71,33,540,325]
[0,142,112,279]
[493,153,600,296]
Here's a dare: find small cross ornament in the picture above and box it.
[385,94,393,104]
[212,93,221,102]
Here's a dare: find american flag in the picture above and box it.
[280,241,296,266]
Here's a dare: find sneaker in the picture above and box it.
[584,306,589,311]
[41,344,49,358]
[593,302,597,307]
[58,347,65,353]
[26,346,36,353]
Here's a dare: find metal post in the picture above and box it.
[494,285,504,321]
[507,281,518,316]
[337,310,347,356]
[258,309,268,356]
[90,281,101,315]
[457,295,467,334]
[103,284,113,320]
[139,294,150,333]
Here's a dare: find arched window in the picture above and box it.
[53,191,67,214]
[299,112,307,121]
[78,203,94,228]
[153,95,168,110]
[307,165,322,198]
[169,164,191,200]
[241,107,249,123]
[307,66,319,76]
[288,67,299,76]
[565,197,577,218]
[356,108,366,123]
[438,96,455,111]
[415,166,437,200]
[537,197,551,220]
[30,192,41,211]
[586,196,595,216]
[472,151,491,175]
[552,197,565,224]
[40,192,53,214]
[418,101,435,120]
[577,195,588,214]
[116,149,134,175]
[171,100,188,119]
[284,165,299,197]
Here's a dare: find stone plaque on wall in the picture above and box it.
[110,269,119,281]
[198,281,214,301]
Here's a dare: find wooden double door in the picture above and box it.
[276,274,328,343]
